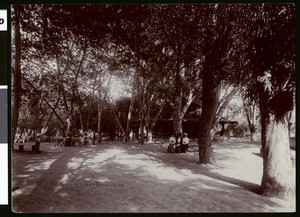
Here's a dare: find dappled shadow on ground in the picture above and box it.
[12,141,295,213]
[213,140,260,150]
[124,143,261,192]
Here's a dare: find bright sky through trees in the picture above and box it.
[109,76,131,100]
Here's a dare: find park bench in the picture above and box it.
[14,143,36,152]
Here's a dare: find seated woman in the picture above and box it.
[181,133,189,153]
[167,134,176,153]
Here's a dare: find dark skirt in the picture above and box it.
[167,144,176,153]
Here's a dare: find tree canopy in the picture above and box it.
[12,3,295,198]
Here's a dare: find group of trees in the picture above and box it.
[12,4,295,198]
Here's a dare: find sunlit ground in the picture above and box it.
[11,139,295,213]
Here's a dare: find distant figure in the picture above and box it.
[181,133,189,153]
[65,134,73,146]
[80,132,88,146]
[167,135,176,153]
[148,132,153,143]
[34,133,41,153]
[129,130,133,141]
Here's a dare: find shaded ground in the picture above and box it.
[12,139,295,213]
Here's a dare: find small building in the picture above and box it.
[219,117,238,136]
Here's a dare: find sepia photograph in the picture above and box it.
[11,3,295,213]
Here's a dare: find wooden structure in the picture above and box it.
[219,117,238,136]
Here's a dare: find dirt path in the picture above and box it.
[12,140,295,213]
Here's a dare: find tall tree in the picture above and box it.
[197,4,244,163]
[242,95,258,141]
[149,5,203,137]
[210,85,239,138]
[11,5,22,145]
[245,4,295,198]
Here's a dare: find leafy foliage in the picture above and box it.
[243,4,295,119]
[12,3,295,138]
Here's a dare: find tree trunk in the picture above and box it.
[181,89,197,117]
[97,74,112,143]
[260,116,294,198]
[243,98,257,141]
[198,84,221,164]
[79,107,84,131]
[258,89,269,156]
[97,102,103,143]
[173,85,183,135]
[34,116,42,153]
[215,87,238,121]
[136,75,146,145]
[44,91,61,128]
[211,87,237,139]
[33,70,44,153]
[97,72,102,143]
[139,118,145,145]
[12,5,22,146]
[87,74,97,130]
[250,131,253,142]
[147,99,167,141]
[173,114,183,136]
[287,111,293,138]
[125,91,135,142]
[69,41,87,137]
